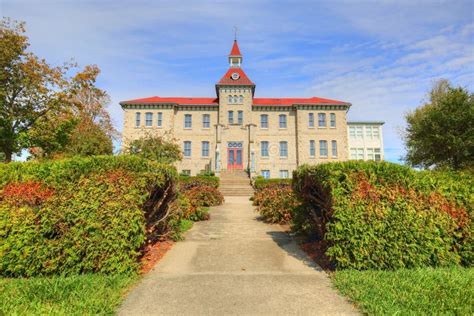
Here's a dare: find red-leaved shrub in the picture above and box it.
[1,181,54,206]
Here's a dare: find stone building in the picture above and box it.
[120,40,384,178]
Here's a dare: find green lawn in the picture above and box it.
[333,267,474,315]
[0,274,137,315]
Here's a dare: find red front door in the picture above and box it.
[227,147,243,170]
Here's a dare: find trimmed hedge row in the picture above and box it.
[253,177,292,191]
[0,156,177,277]
[293,161,473,270]
[178,175,219,191]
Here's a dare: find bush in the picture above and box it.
[253,185,301,224]
[178,175,219,191]
[293,161,473,270]
[185,185,224,207]
[0,155,177,277]
[253,177,292,191]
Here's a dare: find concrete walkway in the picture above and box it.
[118,196,358,315]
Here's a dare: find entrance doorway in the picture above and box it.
[227,142,243,170]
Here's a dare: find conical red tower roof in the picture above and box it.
[229,40,242,56]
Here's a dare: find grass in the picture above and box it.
[0,274,137,315]
[333,267,474,315]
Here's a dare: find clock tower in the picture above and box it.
[215,40,256,174]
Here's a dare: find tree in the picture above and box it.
[0,18,116,162]
[29,65,117,159]
[0,18,75,162]
[404,80,474,170]
[65,65,117,157]
[125,133,182,164]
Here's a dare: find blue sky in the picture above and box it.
[3,0,474,163]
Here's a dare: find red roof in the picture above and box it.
[229,40,242,56]
[121,96,218,105]
[216,67,255,86]
[253,97,348,106]
[121,96,349,106]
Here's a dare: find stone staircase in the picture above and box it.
[219,170,254,196]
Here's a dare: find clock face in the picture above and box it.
[231,72,240,80]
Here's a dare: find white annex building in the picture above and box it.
[120,40,384,178]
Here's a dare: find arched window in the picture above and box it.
[239,95,244,103]
[228,95,232,103]
[233,95,238,103]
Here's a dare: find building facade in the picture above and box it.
[120,40,384,178]
[348,122,385,161]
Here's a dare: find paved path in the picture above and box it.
[118,196,358,315]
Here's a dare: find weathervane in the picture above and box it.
[234,26,238,40]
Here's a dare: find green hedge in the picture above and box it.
[0,155,177,277]
[253,177,292,190]
[178,175,219,191]
[293,161,473,270]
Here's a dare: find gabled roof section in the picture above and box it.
[216,67,255,86]
[253,97,350,106]
[229,40,242,56]
[120,96,218,106]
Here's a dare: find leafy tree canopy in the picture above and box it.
[124,133,182,164]
[0,18,116,162]
[404,80,474,171]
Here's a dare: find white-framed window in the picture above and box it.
[318,113,326,127]
[202,114,210,128]
[261,170,270,179]
[367,148,374,160]
[280,170,289,178]
[310,140,315,157]
[183,141,191,157]
[366,126,373,138]
[279,141,288,157]
[373,127,380,138]
[308,113,314,128]
[319,140,328,157]
[356,126,363,138]
[260,114,268,128]
[239,95,244,103]
[349,126,356,138]
[350,148,357,159]
[201,141,209,157]
[228,111,234,124]
[350,147,364,160]
[331,140,337,157]
[238,111,243,125]
[261,141,269,157]
[228,95,233,103]
[279,114,287,128]
[374,148,381,161]
[145,112,153,127]
[330,113,336,127]
[184,114,192,128]
[157,112,163,127]
[233,95,238,103]
[135,112,141,127]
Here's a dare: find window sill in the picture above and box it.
[318,127,327,129]
[279,157,288,159]
[320,156,328,159]
[184,128,192,130]
[278,128,288,130]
